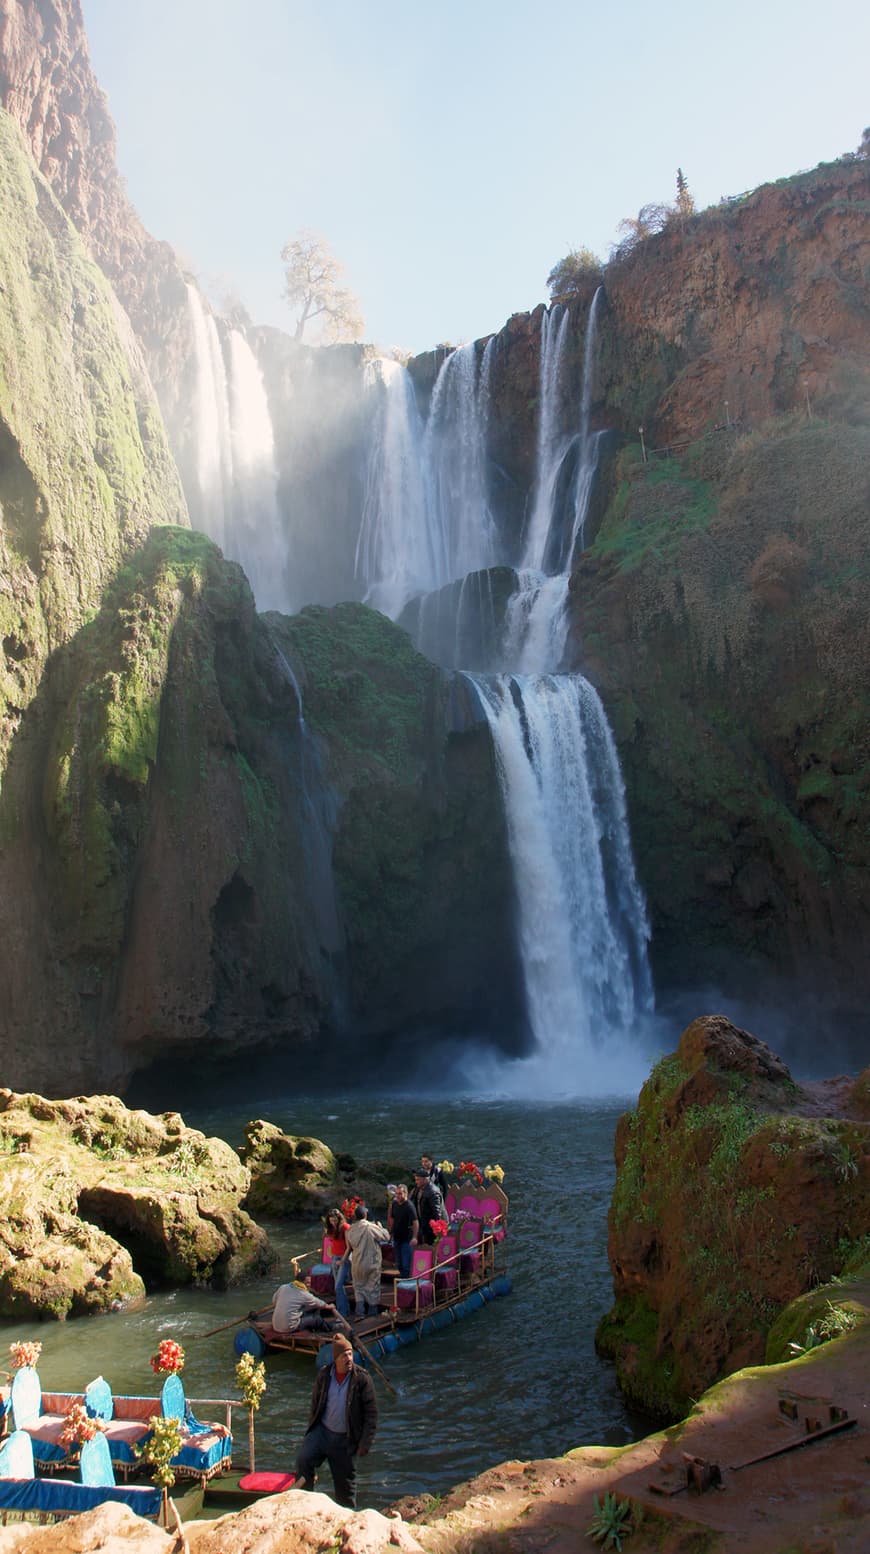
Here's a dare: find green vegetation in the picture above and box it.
[546,247,602,299]
[0,111,185,773]
[587,1490,634,1550]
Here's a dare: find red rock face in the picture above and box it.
[598,1017,870,1418]
[601,163,870,441]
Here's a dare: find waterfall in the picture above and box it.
[468,672,653,1063]
[186,283,231,550]
[522,305,571,571]
[423,339,499,585]
[355,358,437,618]
[502,571,570,674]
[562,284,604,572]
[185,285,288,611]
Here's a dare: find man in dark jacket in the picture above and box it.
[411,1164,442,1244]
[294,1333,378,1508]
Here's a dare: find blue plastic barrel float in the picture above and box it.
[234,1327,266,1360]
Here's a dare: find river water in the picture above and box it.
[2,1094,649,1509]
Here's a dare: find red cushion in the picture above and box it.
[238,1471,296,1493]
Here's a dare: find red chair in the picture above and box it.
[434,1234,459,1297]
[395,1247,435,1314]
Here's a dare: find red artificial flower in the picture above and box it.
[458,1160,484,1184]
[149,1338,185,1375]
[429,1219,449,1237]
[340,1194,363,1221]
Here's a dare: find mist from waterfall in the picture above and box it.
[185,285,288,610]
[522,305,571,571]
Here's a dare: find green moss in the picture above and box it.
[0,109,186,784]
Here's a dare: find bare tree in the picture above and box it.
[612,204,669,258]
[281,230,364,343]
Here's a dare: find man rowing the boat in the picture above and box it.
[271,1261,341,1336]
[294,1332,378,1508]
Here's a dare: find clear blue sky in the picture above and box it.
[81,0,869,355]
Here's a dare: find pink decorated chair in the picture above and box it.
[434,1234,459,1297]
[395,1247,434,1314]
[307,1238,336,1296]
[459,1220,484,1281]
[444,1189,458,1221]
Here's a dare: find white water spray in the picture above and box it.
[185,286,288,610]
[423,339,499,586]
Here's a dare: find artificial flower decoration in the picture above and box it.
[149,1338,185,1375]
[451,1208,472,1224]
[484,1163,505,1183]
[457,1160,484,1184]
[429,1218,449,1237]
[235,1352,267,1412]
[59,1401,105,1448]
[138,1415,183,1490]
[8,1341,42,1370]
[437,1160,454,1175]
[340,1194,363,1221]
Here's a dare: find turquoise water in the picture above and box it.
[2,1095,646,1509]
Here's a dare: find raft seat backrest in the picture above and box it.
[434,1234,459,1292]
[84,1377,113,1422]
[459,1194,480,1218]
[160,1374,232,1484]
[459,1220,483,1279]
[396,1246,435,1313]
[10,1370,76,1469]
[0,1430,35,1479]
[9,1368,41,1430]
[79,1432,115,1487]
[444,1190,457,1219]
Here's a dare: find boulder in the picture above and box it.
[0,1501,171,1551]
[597,1016,870,1417]
[185,1489,425,1554]
[0,1091,274,1317]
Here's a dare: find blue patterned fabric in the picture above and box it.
[0,1477,161,1519]
[79,1433,114,1487]
[84,1378,113,1421]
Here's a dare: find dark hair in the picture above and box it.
[353,1204,368,1221]
[324,1209,340,1229]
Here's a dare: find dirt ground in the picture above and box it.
[403,1287,870,1554]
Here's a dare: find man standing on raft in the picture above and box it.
[294,1333,378,1508]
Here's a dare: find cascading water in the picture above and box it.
[468,673,652,1074]
[185,285,288,610]
[422,338,499,585]
[355,358,438,618]
[522,305,571,571]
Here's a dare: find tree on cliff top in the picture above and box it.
[546,246,602,300]
[673,167,696,219]
[611,203,669,258]
[281,230,364,343]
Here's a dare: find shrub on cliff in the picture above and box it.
[546,247,602,300]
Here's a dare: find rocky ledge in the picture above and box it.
[596,1015,870,1418]
[0,1090,273,1318]
[1,1278,868,1552]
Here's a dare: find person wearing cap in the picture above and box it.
[271,1262,340,1336]
[293,1333,378,1508]
[411,1164,442,1245]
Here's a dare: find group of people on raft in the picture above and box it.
[282,1156,450,1510]
[271,1154,448,1336]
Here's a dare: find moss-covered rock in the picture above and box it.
[240,1121,340,1216]
[598,1016,870,1418]
[0,1090,273,1317]
[0,105,186,777]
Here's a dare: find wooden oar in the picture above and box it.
[188,1304,274,1342]
[338,1316,398,1397]
[187,1245,321,1341]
